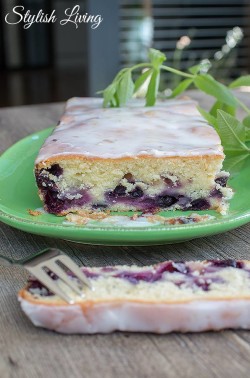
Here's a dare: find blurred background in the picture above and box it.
[0,0,249,107]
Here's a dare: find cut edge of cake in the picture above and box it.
[34,98,233,215]
[19,259,250,334]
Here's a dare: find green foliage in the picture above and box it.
[134,69,153,92]
[243,115,250,142]
[170,79,193,98]
[117,71,134,106]
[148,48,166,67]
[99,48,250,160]
[146,69,160,106]
[229,75,250,89]
[197,106,218,131]
[217,111,249,153]
[194,74,237,107]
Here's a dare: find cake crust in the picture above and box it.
[36,153,224,169]
[19,259,250,334]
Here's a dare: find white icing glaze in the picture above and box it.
[36,97,223,163]
[19,297,250,334]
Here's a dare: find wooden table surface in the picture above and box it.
[1,92,250,378]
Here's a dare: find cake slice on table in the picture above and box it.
[19,259,250,334]
[35,97,232,215]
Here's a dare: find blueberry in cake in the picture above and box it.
[19,259,250,334]
[35,97,233,215]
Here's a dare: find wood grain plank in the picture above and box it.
[0,103,64,154]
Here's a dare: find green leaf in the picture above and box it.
[112,92,120,107]
[188,64,201,74]
[108,92,119,107]
[112,68,129,84]
[194,74,238,107]
[229,75,250,89]
[243,115,250,126]
[134,69,153,93]
[197,106,218,130]
[210,101,222,117]
[223,153,250,173]
[217,110,249,153]
[117,71,134,106]
[243,115,250,141]
[221,103,236,117]
[102,83,117,108]
[170,78,193,98]
[146,69,160,106]
[210,101,236,117]
[148,48,166,67]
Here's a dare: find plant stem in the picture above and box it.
[130,63,153,72]
[129,62,194,79]
[113,63,152,84]
[160,65,194,79]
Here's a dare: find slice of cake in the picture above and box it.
[35,97,232,215]
[19,259,250,334]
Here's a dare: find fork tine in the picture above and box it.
[45,260,84,297]
[26,266,75,304]
[21,248,92,303]
[58,255,92,289]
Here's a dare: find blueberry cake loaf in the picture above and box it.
[35,97,232,215]
[19,259,250,334]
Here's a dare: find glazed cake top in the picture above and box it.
[36,97,224,163]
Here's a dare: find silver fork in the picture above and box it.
[0,248,91,304]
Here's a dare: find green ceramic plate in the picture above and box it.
[0,127,250,245]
